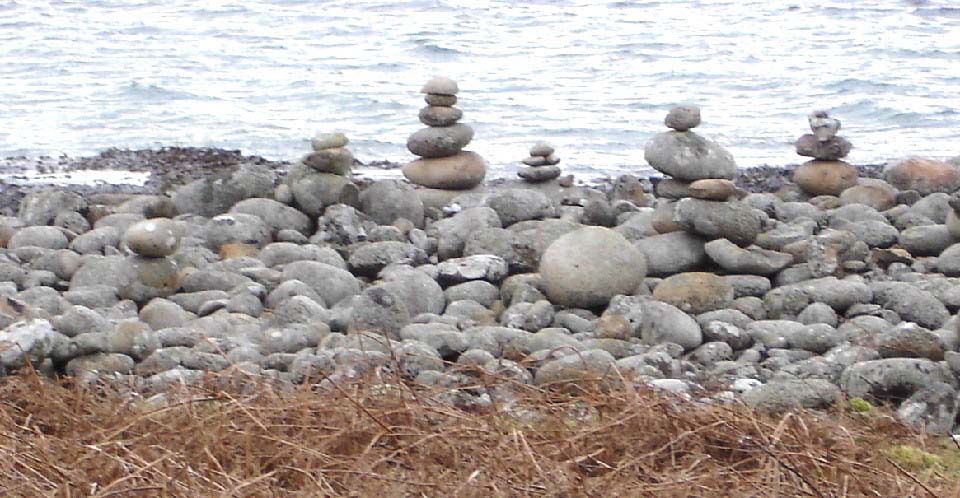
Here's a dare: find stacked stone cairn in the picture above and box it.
[285,132,360,218]
[644,105,764,249]
[304,132,354,176]
[792,110,858,196]
[402,77,486,190]
[518,142,561,182]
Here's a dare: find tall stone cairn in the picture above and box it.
[401,77,486,190]
[792,110,858,196]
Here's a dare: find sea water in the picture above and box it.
[1,0,959,179]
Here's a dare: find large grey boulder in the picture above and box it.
[870,282,950,330]
[19,190,86,226]
[0,319,57,369]
[230,198,312,237]
[379,264,445,317]
[289,169,359,218]
[644,131,737,181]
[315,204,368,245]
[486,189,553,227]
[540,227,646,308]
[281,261,359,307]
[898,224,953,256]
[348,241,427,278]
[205,213,271,250]
[7,226,68,250]
[764,277,872,316]
[742,379,840,412]
[896,382,959,435]
[840,358,955,400]
[359,180,425,229]
[640,300,702,350]
[673,199,764,247]
[258,243,345,269]
[429,207,501,260]
[534,349,617,387]
[172,164,275,217]
[634,231,707,277]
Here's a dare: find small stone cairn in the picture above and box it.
[645,106,762,247]
[518,142,561,182]
[792,110,858,196]
[401,77,486,190]
[304,132,354,176]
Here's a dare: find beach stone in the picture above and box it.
[877,325,945,361]
[610,175,651,206]
[651,201,682,234]
[870,282,949,330]
[653,272,734,314]
[230,198,312,237]
[644,131,737,181]
[424,93,456,106]
[290,171,359,217]
[721,275,771,298]
[704,239,792,275]
[7,226,68,250]
[487,189,553,227]
[430,206,501,260]
[664,105,701,131]
[652,179,689,200]
[688,179,737,200]
[798,302,839,327]
[70,226,121,255]
[534,349,617,387]
[315,204,367,245]
[282,261,360,307]
[795,134,852,161]
[701,320,753,350]
[303,147,354,175]
[898,224,953,256]
[529,142,556,157]
[258,243,344,269]
[418,105,462,127]
[444,280,500,308]
[840,358,954,401]
[421,76,458,95]
[19,190,86,226]
[310,132,348,151]
[139,298,194,330]
[896,382,959,435]
[66,353,134,379]
[94,213,144,234]
[501,300,555,332]
[348,242,427,278]
[614,209,657,241]
[402,151,486,190]
[908,193,951,224]
[406,124,474,158]
[673,198,764,247]
[521,155,558,167]
[518,165,561,182]
[808,111,841,141]
[884,158,960,195]
[359,180,425,228]
[793,160,858,196]
[437,255,509,285]
[266,295,330,329]
[634,231,707,277]
[937,243,960,276]
[117,256,179,304]
[743,379,840,412]
[0,319,57,369]
[172,164,275,218]
[765,277,871,316]
[947,209,960,240]
[640,300,702,350]
[540,227,646,308]
[53,211,90,234]
[205,213,270,251]
[123,218,180,257]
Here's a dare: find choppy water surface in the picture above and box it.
[1,0,959,178]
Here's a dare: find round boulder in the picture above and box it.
[540,227,647,308]
[884,157,960,195]
[793,160,858,196]
[402,151,486,190]
[123,218,180,257]
[839,179,897,211]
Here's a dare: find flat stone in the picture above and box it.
[518,165,562,182]
[688,179,737,200]
[123,218,180,257]
[420,76,459,96]
[418,105,462,127]
[407,124,474,158]
[884,157,960,195]
[795,134,852,161]
[793,160,858,196]
[303,147,354,175]
[311,132,348,151]
[664,105,701,131]
[644,131,737,181]
[402,151,486,190]
[704,239,793,275]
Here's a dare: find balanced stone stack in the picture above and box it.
[645,106,761,247]
[518,142,561,182]
[287,133,360,217]
[792,110,858,196]
[114,218,182,303]
[402,77,486,190]
[304,132,354,176]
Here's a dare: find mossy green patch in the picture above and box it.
[847,397,872,413]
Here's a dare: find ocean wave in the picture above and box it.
[118,82,216,102]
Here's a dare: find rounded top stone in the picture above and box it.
[123,218,180,257]
[664,105,701,131]
[529,142,555,157]
[311,132,349,151]
[420,76,459,96]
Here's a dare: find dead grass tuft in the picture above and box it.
[0,369,958,497]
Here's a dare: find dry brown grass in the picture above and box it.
[0,368,958,498]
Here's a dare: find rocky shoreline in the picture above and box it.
[2,138,960,437]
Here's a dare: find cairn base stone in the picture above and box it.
[793,160,859,196]
[403,151,486,190]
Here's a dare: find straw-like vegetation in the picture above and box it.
[0,367,958,497]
